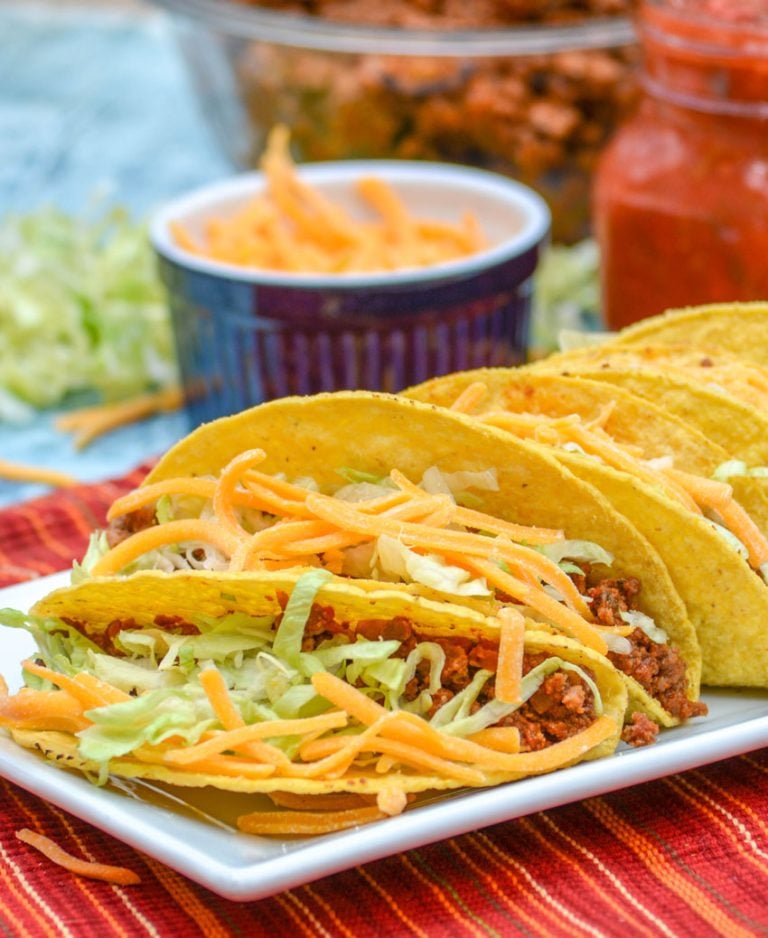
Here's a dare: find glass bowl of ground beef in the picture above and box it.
[154,0,638,244]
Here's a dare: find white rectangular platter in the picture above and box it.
[1,572,767,901]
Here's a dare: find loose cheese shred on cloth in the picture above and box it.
[55,385,183,450]
[15,829,141,886]
[171,125,488,274]
[0,459,78,489]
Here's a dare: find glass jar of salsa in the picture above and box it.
[593,0,768,329]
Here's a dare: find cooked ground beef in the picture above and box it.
[582,573,706,723]
[621,711,660,747]
[481,652,597,751]
[587,576,642,627]
[608,628,707,722]
[105,506,157,548]
[301,610,598,749]
[76,615,200,654]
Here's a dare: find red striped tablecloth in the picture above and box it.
[1,470,767,937]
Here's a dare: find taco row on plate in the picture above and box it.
[408,301,768,690]
[0,392,710,833]
[1,570,627,835]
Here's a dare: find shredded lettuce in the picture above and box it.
[71,531,111,584]
[336,467,388,485]
[0,206,177,410]
[79,687,216,762]
[713,460,768,481]
[271,568,334,675]
[531,239,604,355]
[535,539,613,568]
[375,534,490,596]
[619,609,668,645]
[420,466,499,495]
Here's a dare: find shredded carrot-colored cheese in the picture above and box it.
[173,126,487,275]
[0,459,77,489]
[237,805,388,836]
[16,829,141,885]
[494,607,526,705]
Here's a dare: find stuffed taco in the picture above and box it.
[607,301,768,368]
[532,351,768,468]
[71,391,703,737]
[407,369,768,539]
[534,343,768,418]
[405,371,768,689]
[0,569,627,834]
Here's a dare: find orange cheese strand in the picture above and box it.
[0,459,77,489]
[198,667,244,730]
[0,688,89,734]
[494,607,526,705]
[665,468,768,568]
[213,448,268,539]
[448,381,489,414]
[299,734,487,785]
[107,478,217,522]
[21,661,129,709]
[16,830,140,886]
[161,711,348,766]
[465,557,607,654]
[467,727,521,753]
[197,668,291,767]
[237,805,387,836]
[450,504,564,546]
[90,519,242,577]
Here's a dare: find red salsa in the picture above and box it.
[594,0,768,329]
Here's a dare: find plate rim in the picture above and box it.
[2,572,768,902]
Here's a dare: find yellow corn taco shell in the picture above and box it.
[534,343,768,418]
[1,570,628,804]
[405,373,768,689]
[532,357,768,468]
[78,391,702,730]
[406,368,768,538]
[608,301,768,368]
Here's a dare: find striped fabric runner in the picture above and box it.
[1,471,767,936]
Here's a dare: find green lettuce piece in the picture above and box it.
[79,687,215,761]
[271,568,333,675]
[536,539,613,568]
[0,206,176,410]
[712,460,768,481]
[0,608,102,683]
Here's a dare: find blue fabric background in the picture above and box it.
[0,3,231,505]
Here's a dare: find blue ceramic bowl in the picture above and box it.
[150,160,550,425]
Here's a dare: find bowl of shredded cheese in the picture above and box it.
[150,130,550,424]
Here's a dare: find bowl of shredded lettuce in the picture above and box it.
[0,207,178,422]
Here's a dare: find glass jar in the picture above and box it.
[154,0,639,245]
[593,0,768,329]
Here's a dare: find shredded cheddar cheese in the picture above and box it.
[16,829,141,886]
[172,126,487,275]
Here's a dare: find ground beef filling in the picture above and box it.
[305,610,598,753]
[584,575,707,723]
[64,615,200,655]
[105,506,157,548]
[608,628,707,722]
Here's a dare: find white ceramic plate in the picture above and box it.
[2,572,768,902]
